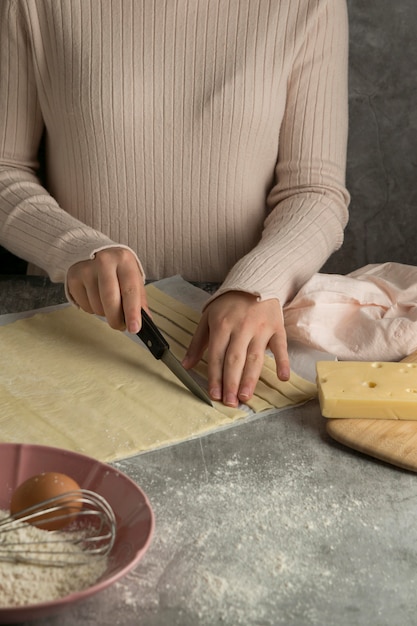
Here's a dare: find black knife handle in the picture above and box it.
[137,308,169,359]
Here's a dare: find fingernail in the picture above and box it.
[181,355,191,368]
[224,393,237,407]
[210,388,222,401]
[128,320,140,334]
[279,367,290,380]
[239,387,251,401]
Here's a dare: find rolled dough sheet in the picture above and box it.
[0,284,316,462]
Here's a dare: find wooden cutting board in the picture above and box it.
[326,350,417,472]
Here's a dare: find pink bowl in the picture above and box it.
[0,443,154,624]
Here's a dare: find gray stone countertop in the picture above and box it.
[1,277,417,626]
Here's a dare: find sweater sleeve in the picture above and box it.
[211,0,350,307]
[0,1,142,283]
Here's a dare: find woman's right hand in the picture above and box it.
[67,247,147,333]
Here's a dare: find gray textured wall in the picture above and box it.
[324,0,417,274]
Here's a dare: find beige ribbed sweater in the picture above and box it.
[0,0,349,305]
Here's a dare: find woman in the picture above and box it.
[0,0,349,406]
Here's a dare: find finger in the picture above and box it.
[85,281,107,318]
[221,336,250,407]
[67,264,96,313]
[68,260,107,318]
[268,331,290,381]
[182,318,209,369]
[68,283,95,314]
[97,267,125,330]
[208,324,250,407]
[206,329,235,403]
[237,336,268,403]
[117,265,145,334]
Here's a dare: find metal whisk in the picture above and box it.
[0,490,116,567]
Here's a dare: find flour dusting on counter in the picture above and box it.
[113,450,391,625]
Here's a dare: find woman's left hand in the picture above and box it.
[182,291,290,407]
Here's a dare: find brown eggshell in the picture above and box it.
[10,472,83,531]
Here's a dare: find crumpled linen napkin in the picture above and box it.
[283,262,417,361]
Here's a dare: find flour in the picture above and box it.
[0,511,108,608]
[113,452,386,625]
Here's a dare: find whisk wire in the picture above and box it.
[0,489,116,567]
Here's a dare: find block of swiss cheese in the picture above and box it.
[316,360,417,420]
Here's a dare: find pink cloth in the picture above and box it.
[283,263,417,361]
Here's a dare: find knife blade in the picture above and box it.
[137,308,213,406]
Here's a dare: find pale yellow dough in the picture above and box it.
[0,285,316,462]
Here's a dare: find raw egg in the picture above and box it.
[10,472,83,531]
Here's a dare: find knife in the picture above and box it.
[137,308,213,406]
